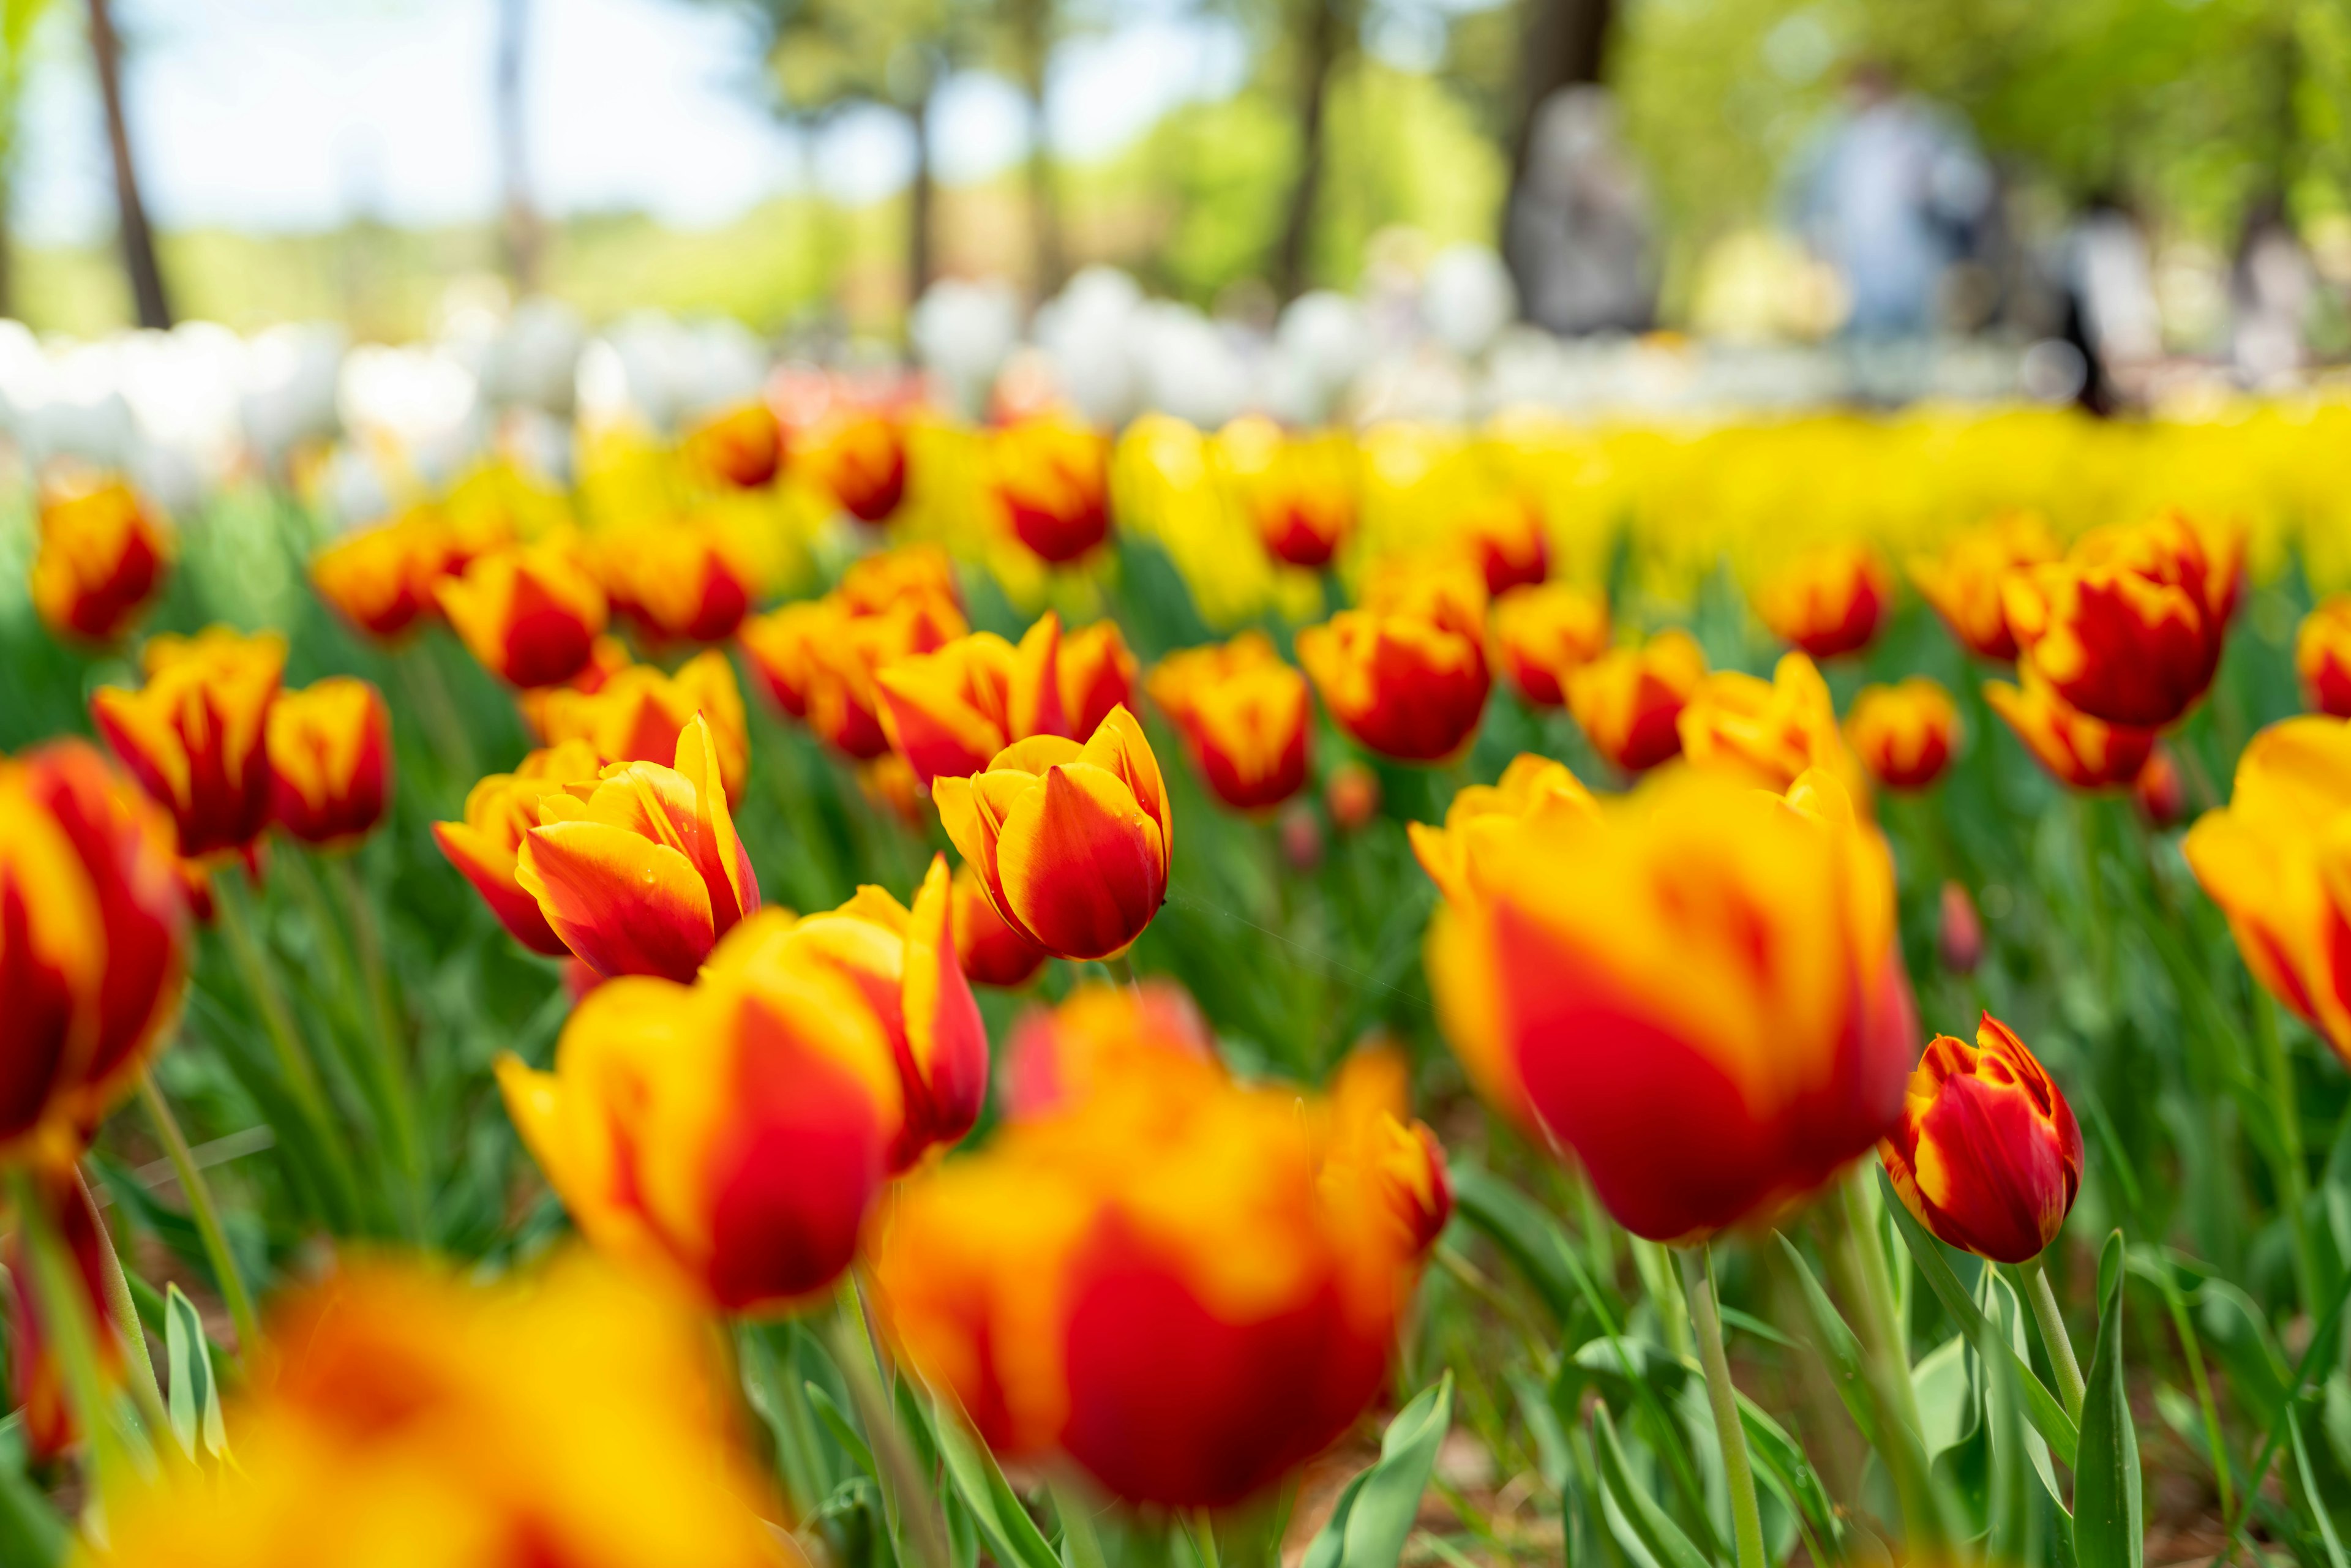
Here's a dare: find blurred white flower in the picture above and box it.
[339,343,486,488]
[241,323,347,474]
[911,278,1022,419]
[1033,267,1144,426]
[581,312,767,433]
[1422,244,1518,359]
[1133,302,1253,429]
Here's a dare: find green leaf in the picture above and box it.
[1775,1231,1880,1450]
[1734,1390,1844,1564]
[1301,1373,1453,1568]
[1448,1165,1586,1326]
[1589,1402,1714,1568]
[163,1283,230,1464]
[931,1400,1062,1568]
[2074,1231,2143,1568]
[808,1381,877,1479]
[0,1443,65,1568]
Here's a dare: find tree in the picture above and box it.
[1498,0,1612,305]
[0,0,50,319]
[85,0,168,328]
[997,0,1062,293]
[1271,0,1360,299]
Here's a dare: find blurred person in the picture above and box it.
[2232,193,2315,386]
[2055,192,2162,415]
[1507,86,1655,336]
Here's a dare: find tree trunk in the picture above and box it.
[1500,0,1613,302]
[497,0,542,293]
[1010,0,1062,296]
[906,88,936,316]
[84,0,169,329]
[1273,0,1341,300]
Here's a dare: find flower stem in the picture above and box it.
[325,854,424,1203]
[1678,1243,1765,1568]
[2254,988,2325,1322]
[1104,953,1139,989]
[2021,1251,2085,1422]
[830,1283,950,1568]
[137,1070,262,1360]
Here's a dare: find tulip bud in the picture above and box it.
[1491,582,1610,708]
[1280,801,1324,871]
[2295,596,2351,718]
[1845,677,1960,792]
[31,479,172,644]
[683,400,784,489]
[531,648,751,803]
[1753,542,1892,659]
[1880,1014,2082,1262]
[433,740,606,958]
[1147,632,1313,813]
[1567,629,1708,773]
[803,408,909,523]
[1985,672,2157,790]
[1298,560,1491,764]
[515,714,758,983]
[1457,493,1548,596]
[1679,650,1864,798]
[1325,760,1381,831]
[311,512,456,643]
[2001,511,2241,727]
[436,539,610,689]
[1908,511,2058,662]
[932,706,1171,962]
[2134,743,2186,829]
[876,613,1069,786]
[91,626,287,861]
[268,677,393,847]
[993,415,1111,564]
[1409,754,1597,907]
[1938,880,1984,975]
[951,860,1048,988]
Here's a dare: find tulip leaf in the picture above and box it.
[1734,1390,1845,1566]
[1447,1165,1587,1327]
[1300,1373,1453,1568]
[930,1398,1063,1568]
[806,1381,877,1479]
[1775,1231,1881,1450]
[163,1283,230,1465]
[0,1423,66,1568]
[2074,1231,2143,1568]
[1881,1185,2080,1468]
[1590,1401,1715,1568]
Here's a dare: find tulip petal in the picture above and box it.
[995,761,1166,960]
[901,853,988,1161]
[520,821,717,981]
[435,819,570,957]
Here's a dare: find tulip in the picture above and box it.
[94,1257,801,1567]
[1457,492,1549,595]
[1984,672,2157,790]
[738,598,825,721]
[435,539,610,689]
[1324,1045,1454,1254]
[6,1168,119,1461]
[1939,880,1984,975]
[1678,650,1861,797]
[869,1012,1433,1508]
[1880,1013,2082,1263]
[2181,716,2351,1059]
[1280,801,1324,871]
[1232,425,1358,569]
[839,542,961,616]
[803,408,909,523]
[2001,511,2240,727]
[1908,511,2058,661]
[1753,542,1891,658]
[531,648,751,804]
[1425,766,1916,1240]
[610,520,757,644]
[1491,582,1610,708]
[516,714,759,981]
[432,740,606,957]
[1059,619,1138,741]
[876,614,1068,786]
[1845,677,1960,792]
[1567,628,1708,773]
[2134,743,2186,828]
[683,400,784,489]
[952,860,1048,988]
[310,512,454,642]
[721,855,989,1170]
[266,677,392,847]
[0,741,188,1155]
[1147,632,1313,812]
[1297,560,1491,763]
[31,479,172,644]
[91,626,287,861]
[743,591,968,762]
[1326,760,1380,831]
[2297,596,2351,718]
[1000,979,1223,1120]
[994,415,1111,564]
[1410,754,1597,907]
[933,706,1171,962]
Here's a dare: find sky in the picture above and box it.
[17,0,1254,245]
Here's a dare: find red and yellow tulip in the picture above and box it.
[1232,424,1358,569]
[1567,629,1708,773]
[310,511,455,642]
[266,677,393,847]
[432,740,606,958]
[951,860,1048,989]
[1410,754,1597,908]
[604,519,757,645]
[999,979,1223,1119]
[1678,650,1861,797]
[742,590,967,762]
[801,408,909,523]
[1985,672,2156,790]
[1297,559,1491,763]
[994,415,1111,564]
[1456,492,1549,595]
[31,479,172,645]
[1845,677,1959,793]
[91,626,286,861]
[436,538,610,689]
[1880,1013,2082,1263]
[530,647,750,804]
[683,400,784,489]
[2297,596,2351,718]
[1908,511,2057,662]
[1147,632,1313,812]
[1490,582,1610,708]
[876,612,1113,787]
[1753,542,1891,659]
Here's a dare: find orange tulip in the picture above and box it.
[1753,543,1891,658]
[1297,560,1491,763]
[839,542,961,616]
[1909,511,2058,661]
[1984,672,2157,790]
[2182,716,2351,1060]
[738,598,825,721]
[436,539,610,689]
[2001,512,2240,727]
[1491,582,1610,708]
[2297,596,2351,718]
[1425,767,1915,1240]
[952,860,1048,988]
[1880,1013,2082,1264]
[870,994,1436,1508]
[1240,430,1358,569]
[876,613,1069,786]
[933,706,1171,961]
[31,479,172,644]
[310,511,455,642]
[0,741,188,1158]
[516,714,759,982]
[607,520,757,644]
[802,408,909,523]
[1567,628,1708,773]
[994,415,1111,564]
[999,979,1222,1119]
[742,591,967,762]
[1410,754,1598,907]
[1845,677,1960,792]
[531,648,750,804]
[1059,619,1138,741]
[91,626,286,860]
[267,677,393,847]
[1456,493,1549,595]
[683,400,784,489]
[432,740,606,958]
[1678,650,1860,796]
[1147,632,1313,812]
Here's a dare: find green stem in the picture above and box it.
[1048,1476,1109,1568]
[400,638,479,784]
[1832,1168,1946,1548]
[2254,988,2324,1322]
[2148,1251,2232,1520]
[1635,1237,1692,1362]
[829,1285,950,1568]
[2021,1252,2085,1422]
[72,1169,176,1457]
[7,1168,146,1499]
[1678,1244,1765,1568]
[1104,953,1139,989]
[326,854,422,1198]
[1189,1507,1221,1568]
[137,1071,262,1360]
